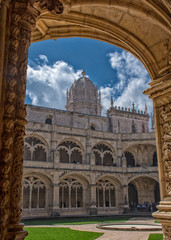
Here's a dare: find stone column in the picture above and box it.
[0,0,10,143]
[144,73,171,239]
[52,184,60,216]
[52,172,60,216]
[122,185,129,213]
[0,1,28,239]
[90,184,97,215]
[7,2,38,239]
[0,1,64,239]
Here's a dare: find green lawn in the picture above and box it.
[25,227,103,240]
[23,216,129,226]
[148,234,163,240]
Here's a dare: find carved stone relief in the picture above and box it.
[160,103,171,196]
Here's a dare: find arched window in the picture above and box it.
[93,144,115,166]
[59,178,83,208]
[124,151,135,167]
[45,118,52,124]
[22,177,46,209]
[96,179,115,208]
[153,151,158,166]
[24,137,47,162]
[90,125,95,130]
[58,141,82,164]
[33,145,47,162]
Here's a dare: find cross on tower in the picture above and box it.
[82,69,86,77]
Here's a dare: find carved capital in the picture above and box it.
[143,72,171,107]
[0,0,11,7]
[29,0,64,14]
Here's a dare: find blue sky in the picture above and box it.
[26,37,153,116]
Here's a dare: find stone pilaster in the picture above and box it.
[90,184,97,215]
[52,183,60,216]
[122,185,129,213]
[144,72,171,240]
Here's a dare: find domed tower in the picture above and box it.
[65,70,102,115]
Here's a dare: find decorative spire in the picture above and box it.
[66,88,69,104]
[98,90,101,104]
[81,69,86,77]
[111,96,113,108]
[132,102,135,110]
[144,103,147,114]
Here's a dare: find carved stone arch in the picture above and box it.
[23,171,53,187]
[128,175,159,185]
[59,172,90,209]
[96,174,122,188]
[92,141,116,166]
[60,172,90,188]
[32,12,159,80]
[96,174,122,208]
[124,151,135,167]
[57,138,85,152]
[92,141,116,155]
[25,134,50,150]
[22,171,53,213]
[57,138,85,164]
[128,175,160,205]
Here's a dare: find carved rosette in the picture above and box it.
[160,103,171,196]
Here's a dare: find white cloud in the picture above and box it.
[26,52,153,119]
[26,55,81,109]
[39,54,49,63]
[100,51,153,115]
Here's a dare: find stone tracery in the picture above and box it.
[59,178,84,209]
[93,143,115,166]
[58,140,83,164]
[24,137,47,162]
[22,177,46,210]
[96,179,116,208]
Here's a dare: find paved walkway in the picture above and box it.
[26,217,162,240]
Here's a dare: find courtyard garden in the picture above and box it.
[148,234,163,240]
[25,227,103,240]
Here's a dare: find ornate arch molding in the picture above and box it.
[24,134,50,150]
[33,12,159,80]
[60,172,90,188]
[122,143,156,153]
[128,175,159,184]
[96,174,122,187]
[70,0,171,29]
[57,138,85,152]
[23,171,53,188]
[92,141,116,154]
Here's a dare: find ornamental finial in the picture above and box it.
[82,69,86,77]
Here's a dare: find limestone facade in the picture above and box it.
[22,75,159,217]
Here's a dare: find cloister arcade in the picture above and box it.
[21,171,160,217]
[124,144,157,167]
[0,0,170,239]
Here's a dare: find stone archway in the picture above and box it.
[0,1,170,239]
